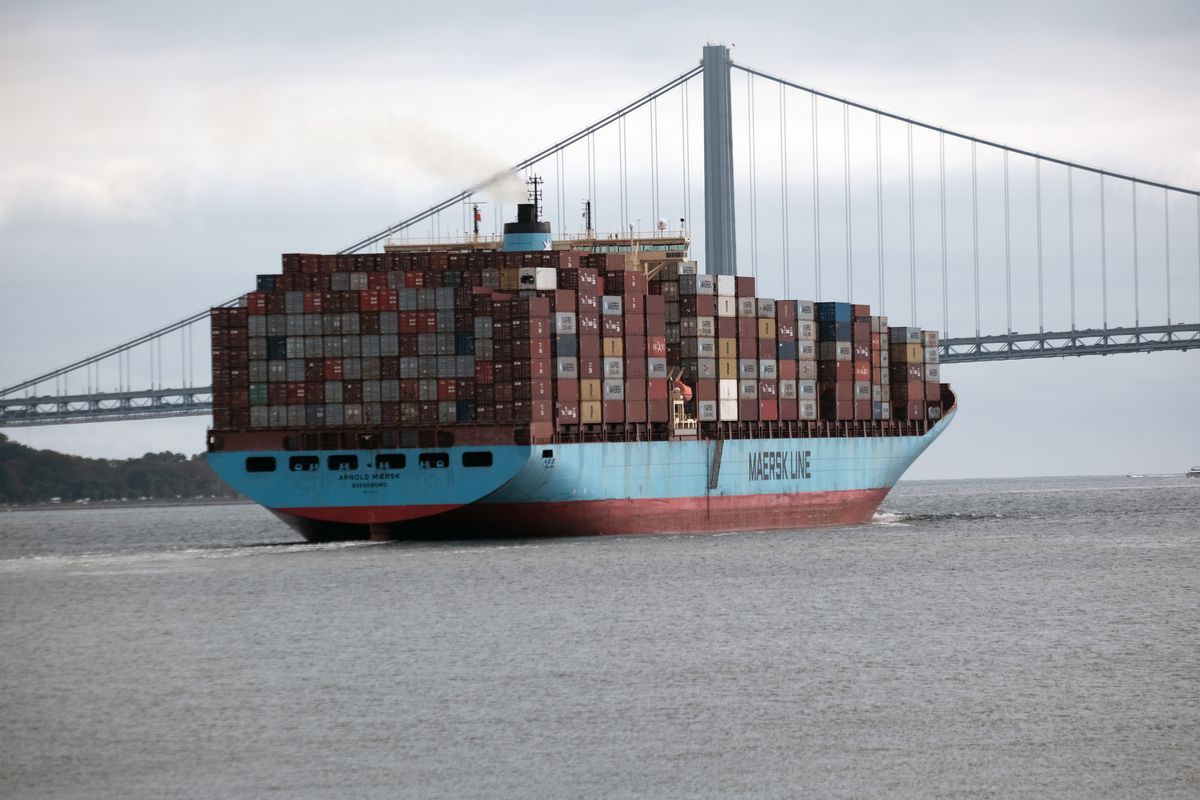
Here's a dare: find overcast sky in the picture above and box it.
[1,0,1198,479]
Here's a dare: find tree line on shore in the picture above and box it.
[0,433,239,504]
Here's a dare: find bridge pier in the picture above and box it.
[703,44,736,277]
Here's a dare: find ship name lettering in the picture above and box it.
[748,450,811,481]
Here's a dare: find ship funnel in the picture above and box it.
[502,176,552,252]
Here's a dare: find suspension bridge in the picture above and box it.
[2,45,1197,427]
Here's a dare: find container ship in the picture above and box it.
[207,186,955,540]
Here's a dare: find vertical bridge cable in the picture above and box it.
[812,93,822,299]
[972,141,980,337]
[940,132,948,337]
[780,83,791,298]
[651,98,660,228]
[1164,187,1171,326]
[1036,160,1044,333]
[1133,183,1140,327]
[588,133,596,231]
[1004,150,1012,334]
[876,114,885,315]
[1100,176,1108,329]
[682,86,691,232]
[1068,166,1076,331]
[747,72,759,279]
[844,103,853,302]
[907,124,916,325]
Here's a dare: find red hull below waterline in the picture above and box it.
[273,487,892,541]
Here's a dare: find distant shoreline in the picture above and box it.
[1,497,253,513]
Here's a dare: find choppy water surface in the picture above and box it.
[2,475,1198,799]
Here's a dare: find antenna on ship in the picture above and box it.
[582,200,594,238]
[528,175,543,222]
[463,199,487,243]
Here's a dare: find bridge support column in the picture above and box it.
[703,44,737,276]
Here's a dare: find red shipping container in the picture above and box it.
[738,318,757,339]
[852,303,871,320]
[735,276,756,297]
[624,294,643,314]
[926,381,940,401]
[557,380,580,402]
[645,295,665,315]
[854,363,871,381]
[579,357,602,379]
[400,380,419,401]
[531,379,552,400]
[739,398,760,420]
[625,380,647,401]
[603,400,625,422]
[645,315,667,337]
[268,383,287,405]
[380,290,398,311]
[779,398,798,419]
[417,311,437,333]
[757,339,775,359]
[246,293,268,314]
[853,343,871,362]
[758,380,778,399]
[853,322,870,341]
[578,293,600,313]
[775,300,797,323]
[625,335,646,357]
[343,380,363,403]
[776,321,796,341]
[647,336,667,357]
[854,399,872,420]
[303,292,323,313]
[602,316,624,336]
[778,360,797,380]
[626,358,647,379]
[474,361,494,384]
[578,337,601,358]
[623,313,645,337]
[437,378,457,400]
[759,399,779,421]
[647,379,669,401]
[625,400,648,423]
[286,382,306,405]
[578,313,600,336]
[324,359,343,380]
[647,399,670,422]
[556,401,580,424]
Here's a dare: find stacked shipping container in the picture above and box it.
[211,250,948,441]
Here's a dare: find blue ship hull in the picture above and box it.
[207,409,954,540]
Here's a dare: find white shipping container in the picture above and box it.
[646,357,668,378]
[603,379,625,400]
[716,296,737,317]
[737,298,756,317]
[556,357,578,379]
[778,379,797,399]
[716,274,736,296]
[696,275,716,295]
[602,295,624,315]
[718,379,739,400]
[799,400,818,420]
[555,312,577,335]
[797,341,817,361]
[738,359,757,379]
[739,380,759,399]
[923,330,939,348]
[756,298,776,318]
[518,267,538,288]
[797,379,817,398]
[924,346,939,364]
[695,358,716,379]
[758,359,778,379]
[698,399,719,421]
[696,316,716,337]
[719,398,739,420]
[535,267,557,290]
[854,381,872,400]
[797,321,816,340]
[925,364,941,382]
[603,358,624,378]
[796,301,815,321]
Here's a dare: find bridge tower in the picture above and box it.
[702,44,736,276]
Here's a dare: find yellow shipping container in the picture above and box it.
[581,379,602,401]
[888,343,923,362]
[718,337,738,358]
[719,358,738,379]
[581,401,602,423]
[757,319,776,339]
[602,337,624,357]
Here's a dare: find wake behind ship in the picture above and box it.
[207,189,954,540]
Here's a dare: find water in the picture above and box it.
[2,476,1198,799]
